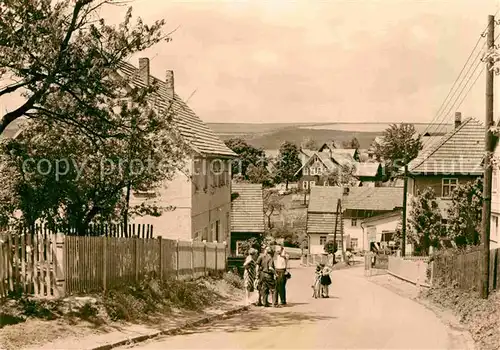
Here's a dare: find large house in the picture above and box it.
[361,209,402,251]
[406,114,484,219]
[122,58,237,242]
[295,147,383,190]
[306,186,403,254]
[230,182,265,256]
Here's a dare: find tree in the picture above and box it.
[246,163,273,188]
[374,124,422,174]
[0,0,168,138]
[325,163,358,186]
[407,188,446,255]
[342,137,360,149]
[268,225,301,248]
[446,178,483,247]
[263,189,284,229]
[274,141,301,190]
[324,240,338,255]
[0,85,187,234]
[224,138,266,179]
[301,137,318,150]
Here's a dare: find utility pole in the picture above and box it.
[340,200,346,262]
[332,198,341,264]
[481,14,495,299]
[401,164,408,257]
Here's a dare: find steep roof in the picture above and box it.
[308,187,343,213]
[307,212,343,234]
[231,182,265,233]
[118,62,236,157]
[408,118,484,175]
[343,187,403,211]
[307,186,403,214]
[354,162,381,177]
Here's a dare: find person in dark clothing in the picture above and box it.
[256,246,276,307]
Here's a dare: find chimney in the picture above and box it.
[165,70,174,98]
[138,57,150,86]
[455,111,462,129]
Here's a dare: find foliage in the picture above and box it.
[374,123,422,172]
[238,235,264,255]
[267,225,302,248]
[446,178,483,247]
[301,137,318,150]
[263,189,284,229]
[407,187,446,255]
[222,272,244,289]
[324,240,338,254]
[273,141,301,189]
[0,0,168,137]
[0,82,187,233]
[325,163,358,186]
[342,137,360,149]
[224,138,266,179]
[246,163,273,187]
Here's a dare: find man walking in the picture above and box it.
[273,245,289,306]
[256,246,275,307]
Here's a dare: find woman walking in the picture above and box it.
[243,248,258,306]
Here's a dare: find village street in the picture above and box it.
[122,265,466,349]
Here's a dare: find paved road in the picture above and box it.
[122,266,465,349]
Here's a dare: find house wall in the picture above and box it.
[308,233,349,255]
[342,218,363,251]
[129,168,192,241]
[363,215,400,250]
[191,156,232,243]
[408,175,480,197]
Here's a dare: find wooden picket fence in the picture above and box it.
[0,225,227,300]
[432,247,500,291]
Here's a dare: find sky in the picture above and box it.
[2,0,500,124]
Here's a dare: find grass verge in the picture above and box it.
[0,273,244,349]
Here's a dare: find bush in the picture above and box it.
[223,272,244,289]
[103,277,220,321]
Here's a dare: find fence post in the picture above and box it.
[102,236,107,292]
[191,241,195,279]
[215,243,218,273]
[203,241,207,276]
[54,233,65,298]
[416,260,421,287]
[223,241,227,271]
[134,237,139,282]
[158,236,163,281]
[176,239,179,280]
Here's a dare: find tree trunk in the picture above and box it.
[286,180,289,190]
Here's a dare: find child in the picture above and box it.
[311,264,322,298]
[320,263,332,298]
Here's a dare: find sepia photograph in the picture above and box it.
[1,0,500,349]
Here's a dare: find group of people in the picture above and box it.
[243,244,290,307]
[313,263,332,298]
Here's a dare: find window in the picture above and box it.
[304,167,309,175]
[351,218,357,227]
[494,216,499,240]
[351,238,358,249]
[310,167,316,175]
[226,212,230,239]
[215,220,220,242]
[210,223,216,242]
[309,181,316,187]
[442,178,458,197]
[320,236,327,245]
[316,167,322,174]
[202,227,208,241]
[303,181,309,190]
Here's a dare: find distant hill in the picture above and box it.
[207,122,453,150]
